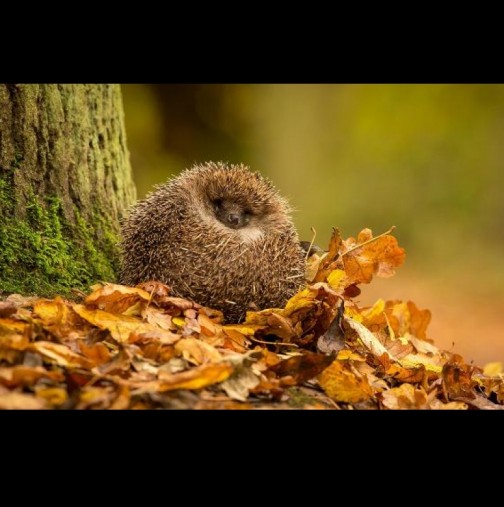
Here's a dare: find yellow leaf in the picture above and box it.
[73,304,180,344]
[336,349,366,361]
[319,360,373,403]
[135,362,234,393]
[223,324,262,336]
[327,269,346,291]
[35,387,68,407]
[483,362,503,376]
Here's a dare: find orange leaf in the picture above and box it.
[342,228,405,285]
[85,283,151,315]
[313,228,343,283]
[0,365,65,388]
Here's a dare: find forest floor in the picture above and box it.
[1,229,503,409]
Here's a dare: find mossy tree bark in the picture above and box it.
[0,84,136,297]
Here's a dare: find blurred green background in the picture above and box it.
[121,84,504,366]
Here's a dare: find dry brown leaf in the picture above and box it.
[243,309,297,341]
[442,359,479,399]
[0,302,17,318]
[385,363,426,384]
[269,351,335,385]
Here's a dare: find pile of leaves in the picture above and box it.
[1,227,503,410]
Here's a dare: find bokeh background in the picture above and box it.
[121,84,504,366]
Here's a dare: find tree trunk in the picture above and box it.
[0,84,136,297]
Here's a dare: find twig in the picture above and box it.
[342,225,396,257]
[305,227,317,261]
[248,335,299,348]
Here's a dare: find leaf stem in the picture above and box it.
[342,225,396,257]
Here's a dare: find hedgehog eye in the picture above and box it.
[212,199,222,213]
[242,211,252,225]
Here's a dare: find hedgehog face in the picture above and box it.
[212,198,253,229]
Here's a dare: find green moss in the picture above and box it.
[286,387,324,408]
[0,177,119,298]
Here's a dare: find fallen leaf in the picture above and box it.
[78,341,112,366]
[342,228,406,285]
[85,283,151,315]
[0,387,47,409]
[175,337,223,365]
[0,365,64,387]
[344,316,391,358]
[30,341,94,369]
[429,398,468,410]
[442,359,479,399]
[35,386,68,407]
[73,305,180,344]
[381,383,428,410]
[134,362,234,393]
[220,363,261,401]
[269,351,335,385]
[483,362,503,376]
[313,228,343,283]
[454,395,504,410]
[319,359,373,403]
[0,302,17,318]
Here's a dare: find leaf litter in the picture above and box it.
[1,226,503,410]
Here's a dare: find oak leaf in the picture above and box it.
[342,228,406,285]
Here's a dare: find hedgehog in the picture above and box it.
[119,161,306,323]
